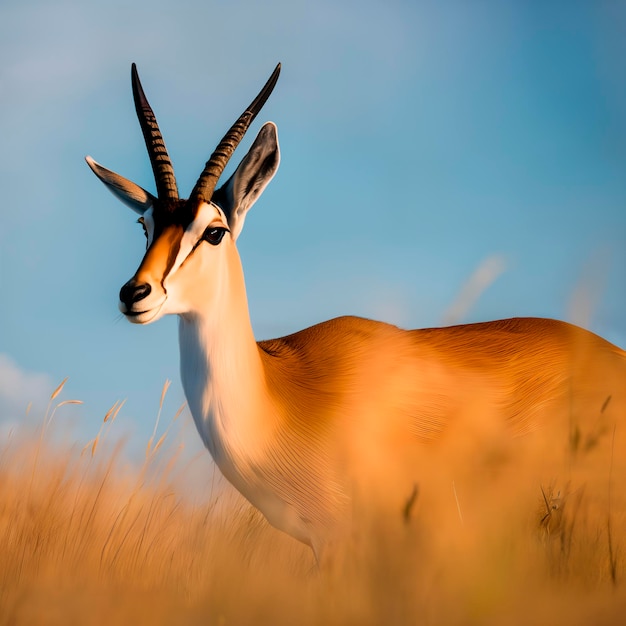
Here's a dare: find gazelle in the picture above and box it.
[87,64,626,561]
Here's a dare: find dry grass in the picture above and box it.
[1,383,625,625]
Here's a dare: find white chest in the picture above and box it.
[177,317,272,478]
[176,317,333,553]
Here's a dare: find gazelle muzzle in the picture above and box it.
[119,280,152,311]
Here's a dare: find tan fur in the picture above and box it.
[255,316,626,548]
[259,316,625,441]
[134,223,184,286]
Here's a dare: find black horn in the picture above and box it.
[190,63,281,204]
[131,63,179,200]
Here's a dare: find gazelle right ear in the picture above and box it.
[85,156,155,215]
[212,122,280,240]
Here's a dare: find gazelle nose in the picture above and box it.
[119,280,151,308]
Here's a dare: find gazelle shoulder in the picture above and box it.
[257,316,405,360]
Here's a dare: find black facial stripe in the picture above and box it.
[162,235,183,288]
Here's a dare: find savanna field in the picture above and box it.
[1,379,625,626]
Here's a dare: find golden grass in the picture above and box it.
[1,384,625,625]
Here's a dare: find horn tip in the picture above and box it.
[84,155,100,174]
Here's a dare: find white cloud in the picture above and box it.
[0,354,53,428]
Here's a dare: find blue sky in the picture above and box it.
[1,1,624,455]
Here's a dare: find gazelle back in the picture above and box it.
[86,64,626,561]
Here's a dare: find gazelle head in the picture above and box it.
[86,64,281,324]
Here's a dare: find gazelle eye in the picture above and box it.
[202,226,228,246]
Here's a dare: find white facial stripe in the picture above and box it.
[165,203,227,278]
[143,207,155,246]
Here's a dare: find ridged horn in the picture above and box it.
[131,63,179,200]
[190,63,281,204]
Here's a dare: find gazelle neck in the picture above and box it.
[177,249,271,472]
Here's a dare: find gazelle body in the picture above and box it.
[87,65,626,560]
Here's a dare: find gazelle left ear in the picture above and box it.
[85,156,155,215]
[212,122,280,240]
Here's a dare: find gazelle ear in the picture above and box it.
[85,156,155,215]
[212,122,280,240]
